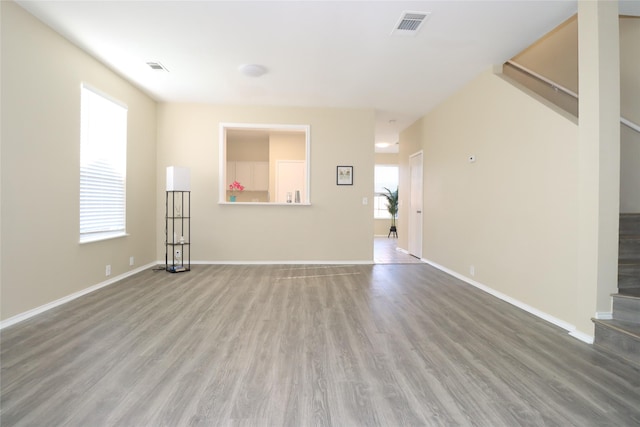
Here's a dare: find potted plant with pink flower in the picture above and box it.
[228,180,244,202]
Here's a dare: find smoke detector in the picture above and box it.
[239,64,268,77]
[391,11,430,36]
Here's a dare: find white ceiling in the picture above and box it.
[18,0,632,153]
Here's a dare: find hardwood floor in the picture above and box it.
[2,264,640,426]
[374,237,422,264]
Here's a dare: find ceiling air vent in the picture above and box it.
[391,11,430,36]
[146,62,169,72]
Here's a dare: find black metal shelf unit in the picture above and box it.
[165,191,190,273]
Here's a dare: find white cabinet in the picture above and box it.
[227,161,268,191]
[235,162,253,189]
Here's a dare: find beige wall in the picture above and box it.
[399,69,588,333]
[375,153,399,164]
[621,124,640,212]
[227,138,269,161]
[620,17,640,124]
[620,17,640,212]
[510,15,640,213]
[156,103,374,262]
[1,2,158,320]
[512,16,579,93]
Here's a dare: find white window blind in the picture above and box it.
[80,84,127,243]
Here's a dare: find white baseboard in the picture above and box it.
[595,311,613,320]
[421,258,594,345]
[569,330,594,344]
[0,262,156,330]
[189,260,374,265]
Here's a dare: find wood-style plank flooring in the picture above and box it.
[374,237,423,264]
[2,264,640,426]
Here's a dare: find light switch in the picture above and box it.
[362,197,368,205]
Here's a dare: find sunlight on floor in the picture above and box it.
[373,237,423,264]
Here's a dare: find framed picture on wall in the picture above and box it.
[337,166,353,185]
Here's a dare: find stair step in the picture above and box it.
[620,214,640,236]
[593,318,640,368]
[619,236,640,261]
[617,288,640,297]
[612,293,640,323]
[619,262,640,291]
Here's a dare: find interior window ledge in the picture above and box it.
[80,231,129,244]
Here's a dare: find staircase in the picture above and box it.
[593,214,640,368]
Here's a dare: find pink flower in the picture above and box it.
[229,181,245,192]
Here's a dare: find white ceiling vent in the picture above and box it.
[391,11,430,36]
[146,62,169,72]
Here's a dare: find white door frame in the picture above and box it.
[408,151,423,258]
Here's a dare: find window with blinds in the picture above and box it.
[80,84,128,243]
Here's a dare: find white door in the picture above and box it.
[276,160,306,203]
[409,151,423,258]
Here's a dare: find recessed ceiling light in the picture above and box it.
[239,64,268,77]
[376,142,391,148]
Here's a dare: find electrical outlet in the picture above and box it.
[175,249,181,260]
[106,264,111,276]
[470,265,475,276]
[129,256,134,266]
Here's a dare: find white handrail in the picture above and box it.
[506,60,640,133]
[506,60,578,98]
[621,116,640,133]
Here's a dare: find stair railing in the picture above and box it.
[505,60,640,134]
[621,116,640,134]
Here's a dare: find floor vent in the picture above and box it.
[392,11,430,36]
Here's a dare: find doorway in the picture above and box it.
[408,151,423,258]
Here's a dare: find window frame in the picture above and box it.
[374,164,399,219]
[219,123,311,205]
[79,83,128,243]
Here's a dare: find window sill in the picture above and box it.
[80,231,129,244]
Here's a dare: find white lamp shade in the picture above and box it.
[166,166,191,191]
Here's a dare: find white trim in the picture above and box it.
[219,122,311,204]
[0,262,156,330]
[79,231,129,244]
[421,257,595,344]
[506,61,640,134]
[506,60,578,98]
[595,311,613,320]
[569,330,594,345]
[81,82,128,110]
